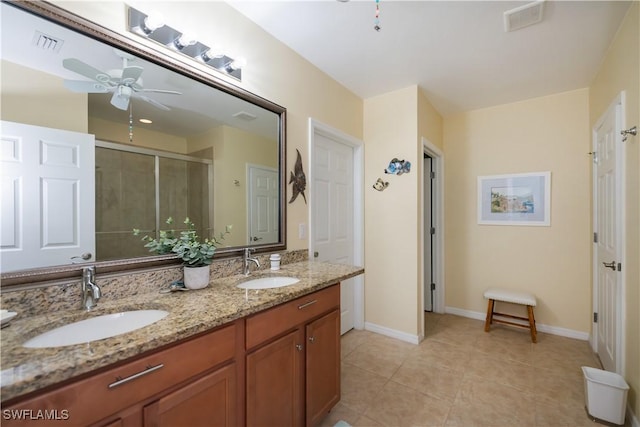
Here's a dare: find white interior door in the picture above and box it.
[1,120,95,272]
[593,102,622,373]
[248,165,278,245]
[312,132,355,335]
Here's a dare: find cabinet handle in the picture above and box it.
[298,300,317,310]
[108,363,164,389]
[296,344,303,351]
[308,336,315,343]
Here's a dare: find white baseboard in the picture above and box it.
[364,322,420,344]
[444,306,590,341]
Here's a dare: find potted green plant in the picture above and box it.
[134,217,231,289]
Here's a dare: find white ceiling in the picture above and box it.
[228,0,632,116]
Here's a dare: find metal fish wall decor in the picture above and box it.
[289,149,307,204]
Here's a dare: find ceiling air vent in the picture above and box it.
[504,1,545,32]
[31,31,64,53]
[233,111,257,121]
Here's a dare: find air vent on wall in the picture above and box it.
[504,1,545,32]
[31,31,64,53]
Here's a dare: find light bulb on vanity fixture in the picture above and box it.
[226,57,247,73]
[200,47,224,63]
[174,32,197,50]
[141,11,165,34]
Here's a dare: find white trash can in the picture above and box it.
[582,366,629,425]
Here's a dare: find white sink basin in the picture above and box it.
[237,276,300,290]
[23,310,169,348]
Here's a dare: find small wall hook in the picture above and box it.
[621,126,637,142]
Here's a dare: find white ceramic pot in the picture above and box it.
[183,265,210,290]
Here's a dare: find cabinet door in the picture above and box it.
[246,329,304,427]
[143,363,236,427]
[306,310,340,427]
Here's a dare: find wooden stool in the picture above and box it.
[483,288,537,343]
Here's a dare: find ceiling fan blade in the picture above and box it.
[110,89,130,111]
[139,95,171,111]
[63,58,111,83]
[121,66,144,85]
[63,80,109,93]
[136,88,182,95]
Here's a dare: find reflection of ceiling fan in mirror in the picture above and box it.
[62,51,181,111]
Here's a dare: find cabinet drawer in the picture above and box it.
[246,284,339,349]
[4,323,237,427]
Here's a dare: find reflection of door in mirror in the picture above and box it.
[248,165,279,245]
[1,121,95,272]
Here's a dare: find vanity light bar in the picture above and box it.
[127,6,244,81]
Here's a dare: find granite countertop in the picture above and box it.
[0,261,364,402]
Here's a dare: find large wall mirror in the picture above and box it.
[0,1,286,286]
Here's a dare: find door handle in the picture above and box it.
[602,261,616,271]
[252,236,263,241]
[71,252,92,262]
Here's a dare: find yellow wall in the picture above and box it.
[52,0,364,252]
[89,117,188,153]
[1,60,87,132]
[363,86,443,338]
[443,89,592,333]
[205,126,278,248]
[589,1,640,416]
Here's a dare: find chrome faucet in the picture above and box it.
[81,266,101,311]
[243,248,260,276]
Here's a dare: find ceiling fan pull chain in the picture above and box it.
[129,103,134,143]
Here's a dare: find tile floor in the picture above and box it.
[319,312,628,427]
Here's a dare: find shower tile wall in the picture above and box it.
[96,148,155,260]
[96,147,211,261]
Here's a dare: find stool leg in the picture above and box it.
[484,299,495,332]
[527,305,537,343]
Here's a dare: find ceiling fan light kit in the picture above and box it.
[127,6,245,81]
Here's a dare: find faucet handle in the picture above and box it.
[92,284,102,300]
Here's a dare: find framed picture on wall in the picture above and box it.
[477,171,551,226]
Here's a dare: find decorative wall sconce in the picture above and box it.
[127,6,246,81]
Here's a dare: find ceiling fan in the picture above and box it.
[62,51,181,111]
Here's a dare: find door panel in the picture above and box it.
[1,121,95,272]
[312,133,354,334]
[248,166,278,244]
[246,330,303,427]
[594,104,620,373]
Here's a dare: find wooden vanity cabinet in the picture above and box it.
[3,322,241,427]
[245,284,340,427]
[142,362,237,427]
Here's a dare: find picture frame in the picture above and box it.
[477,171,551,226]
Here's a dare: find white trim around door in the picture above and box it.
[308,118,365,331]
